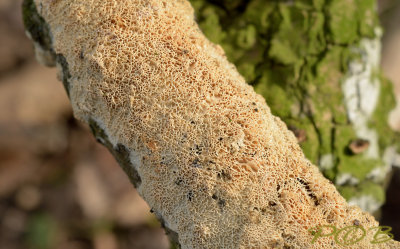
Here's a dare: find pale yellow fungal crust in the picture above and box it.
[33,0,399,248]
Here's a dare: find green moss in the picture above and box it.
[335,124,385,182]
[243,0,274,30]
[307,11,326,55]
[335,126,357,152]
[338,181,385,204]
[338,156,382,182]
[254,72,294,118]
[237,63,256,83]
[315,46,343,84]
[198,7,226,44]
[268,4,311,65]
[361,181,385,204]
[357,0,379,37]
[269,38,300,65]
[369,73,398,152]
[338,185,357,201]
[189,1,398,199]
[326,0,358,44]
[236,25,257,49]
[290,119,321,164]
[334,125,381,181]
[311,0,325,10]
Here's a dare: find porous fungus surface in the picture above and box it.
[29,0,399,248]
[190,0,399,214]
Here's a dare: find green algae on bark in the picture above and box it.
[191,0,399,214]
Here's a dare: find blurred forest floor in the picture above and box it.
[0,1,399,249]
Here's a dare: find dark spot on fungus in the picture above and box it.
[269,201,277,206]
[211,194,226,208]
[296,178,319,206]
[244,151,257,156]
[192,158,201,168]
[218,198,226,207]
[175,177,183,186]
[194,144,202,155]
[353,219,360,226]
[282,233,295,241]
[327,211,335,223]
[187,191,194,201]
[217,170,231,180]
[283,244,294,249]
[254,108,258,112]
[181,133,187,143]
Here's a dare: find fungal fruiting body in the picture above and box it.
[24,0,399,248]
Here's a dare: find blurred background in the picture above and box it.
[0,1,399,249]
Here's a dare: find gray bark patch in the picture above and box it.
[88,119,142,188]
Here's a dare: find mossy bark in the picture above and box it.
[190,0,399,215]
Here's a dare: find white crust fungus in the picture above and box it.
[31,0,399,248]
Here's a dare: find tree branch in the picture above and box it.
[23,0,399,248]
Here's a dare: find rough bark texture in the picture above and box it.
[190,0,400,215]
[22,0,399,248]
